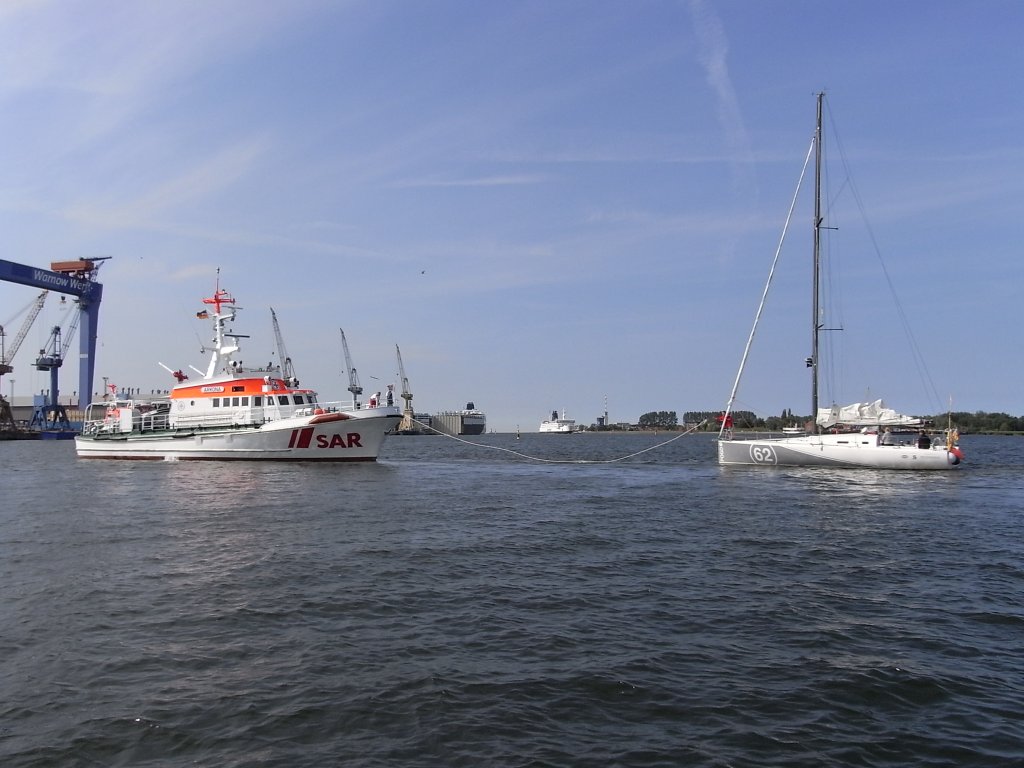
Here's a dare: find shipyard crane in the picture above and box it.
[1,291,48,432]
[60,301,82,360]
[27,303,84,432]
[270,307,298,385]
[0,290,48,379]
[339,328,362,408]
[0,257,108,409]
[395,344,414,432]
[29,324,72,431]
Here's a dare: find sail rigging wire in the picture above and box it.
[410,417,707,463]
[826,114,946,415]
[718,135,816,437]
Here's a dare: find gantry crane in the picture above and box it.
[270,307,298,386]
[395,344,414,432]
[0,257,108,408]
[339,329,362,408]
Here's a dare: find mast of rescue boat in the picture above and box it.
[201,275,239,379]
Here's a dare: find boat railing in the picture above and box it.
[81,401,172,435]
[272,402,347,419]
[82,400,398,433]
[173,411,260,429]
[313,400,398,415]
[170,401,386,427]
[289,404,359,416]
[80,420,107,436]
[139,411,171,432]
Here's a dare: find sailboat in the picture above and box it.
[717,93,963,470]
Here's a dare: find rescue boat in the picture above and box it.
[75,282,401,461]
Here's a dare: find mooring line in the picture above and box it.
[406,419,707,464]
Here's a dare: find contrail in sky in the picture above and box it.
[688,0,758,251]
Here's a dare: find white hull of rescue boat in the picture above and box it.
[75,409,402,461]
[717,433,961,470]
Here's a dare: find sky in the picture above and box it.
[0,0,1021,431]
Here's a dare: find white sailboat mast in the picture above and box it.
[810,91,824,434]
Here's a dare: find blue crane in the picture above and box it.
[29,324,73,431]
[0,257,107,409]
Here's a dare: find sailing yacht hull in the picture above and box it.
[718,434,961,470]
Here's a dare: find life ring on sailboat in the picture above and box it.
[949,447,963,465]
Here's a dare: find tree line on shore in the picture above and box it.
[623,410,1024,434]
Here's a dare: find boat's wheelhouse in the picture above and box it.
[168,375,324,428]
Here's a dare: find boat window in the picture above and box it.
[231,385,245,392]
[294,395,305,405]
[231,397,240,407]
[212,398,220,407]
[254,396,262,406]
[241,397,249,406]
[278,395,289,405]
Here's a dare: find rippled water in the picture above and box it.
[2,433,1022,767]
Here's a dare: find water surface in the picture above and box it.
[2,433,1021,766]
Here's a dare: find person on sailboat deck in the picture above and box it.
[917,431,931,449]
[880,427,895,446]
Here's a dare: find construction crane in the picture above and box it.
[1,291,48,433]
[0,290,48,379]
[270,307,298,386]
[395,344,414,432]
[60,301,82,360]
[339,328,362,408]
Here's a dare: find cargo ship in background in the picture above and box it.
[430,402,486,436]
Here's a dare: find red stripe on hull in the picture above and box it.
[295,427,315,448]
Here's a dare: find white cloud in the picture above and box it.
[62,137,270,230]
